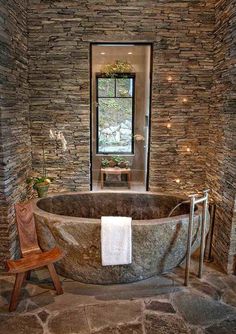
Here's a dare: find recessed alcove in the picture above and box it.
[90,43,152,191]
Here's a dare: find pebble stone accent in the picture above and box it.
[0,260,236,333]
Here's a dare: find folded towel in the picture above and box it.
[101,216,132,266]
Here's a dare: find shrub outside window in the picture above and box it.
[96,74,135,154]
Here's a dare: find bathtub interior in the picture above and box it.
[37,192,190,220]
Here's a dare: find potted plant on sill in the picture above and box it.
[101,156,129,169]
[101,158,109,168]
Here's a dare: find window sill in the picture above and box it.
[96,153,135,157]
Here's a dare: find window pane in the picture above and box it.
[98,78,115,97]
[98,98,133,153]
[116,78,133,97]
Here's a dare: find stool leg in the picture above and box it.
[26,270,31,280]
[9,272,25,312]
[23,270,31,284]
[101,172,104,189]
[127,172,131,189]
[47,263,63,295]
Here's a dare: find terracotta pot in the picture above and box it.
[109,160,116,168]
[118,161,126,168]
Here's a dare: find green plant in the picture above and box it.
[111,156,123,165]
[101,159,109,168]
[121,160,129,168]
[101,156,129,169]
[118,88,129,97]
[27,176,54,189]
[101,60,133,77]
[27,176,53,198]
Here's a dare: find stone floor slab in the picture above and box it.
[203,272,229,291]
[223,275,236,294]
[92,327,117,334]
[48,307,90,334]
[85,300,142,330]
[204,317,236,334]
[0,261,236,334]
[190,281,221,301]
[144,313,190,334]
[92,323,143,334]
[117,323,143,334]
[37,309,50,323]
[173,291,236,326]
[0,314,43,334]
[145,300,176,313]
[221,289,236,307]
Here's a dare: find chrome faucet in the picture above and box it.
[168,200,190,217]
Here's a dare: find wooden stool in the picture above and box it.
[6,202,64,312]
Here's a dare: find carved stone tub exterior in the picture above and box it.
[33,191,209,284]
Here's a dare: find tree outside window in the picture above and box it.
[96,74,135,154]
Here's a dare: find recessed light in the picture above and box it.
[175,178,181,184]
[167,122,171,129]
[100,52,106,55]
[128,52,133,55]
[167,76,173,82]
[182,97,188,103]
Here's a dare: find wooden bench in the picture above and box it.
[6,202,64,312]
[101,168,131,189]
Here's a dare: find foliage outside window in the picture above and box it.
[96,74,135,154]
[101,60,134,77]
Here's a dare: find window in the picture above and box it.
[96,74,135,154]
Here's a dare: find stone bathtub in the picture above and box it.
[33,191,209,284]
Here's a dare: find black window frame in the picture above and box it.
[96,72,135,155]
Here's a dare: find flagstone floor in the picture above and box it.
[0,258,236,334]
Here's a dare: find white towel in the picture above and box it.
[101,216,132,266]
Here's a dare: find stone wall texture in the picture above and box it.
[207,0,236,273]
[27,0,215,194]
[0,0,235,273]
[0,1,32,268]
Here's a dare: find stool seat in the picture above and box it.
[6,247,63,274]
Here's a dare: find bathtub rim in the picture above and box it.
[32,191,201,226]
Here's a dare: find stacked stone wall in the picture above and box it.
[0,0,31,268]
[28,0,215,194]
[207,0,236,273]
[1,0,236,273]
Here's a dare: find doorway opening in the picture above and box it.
[90,43,152,191]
